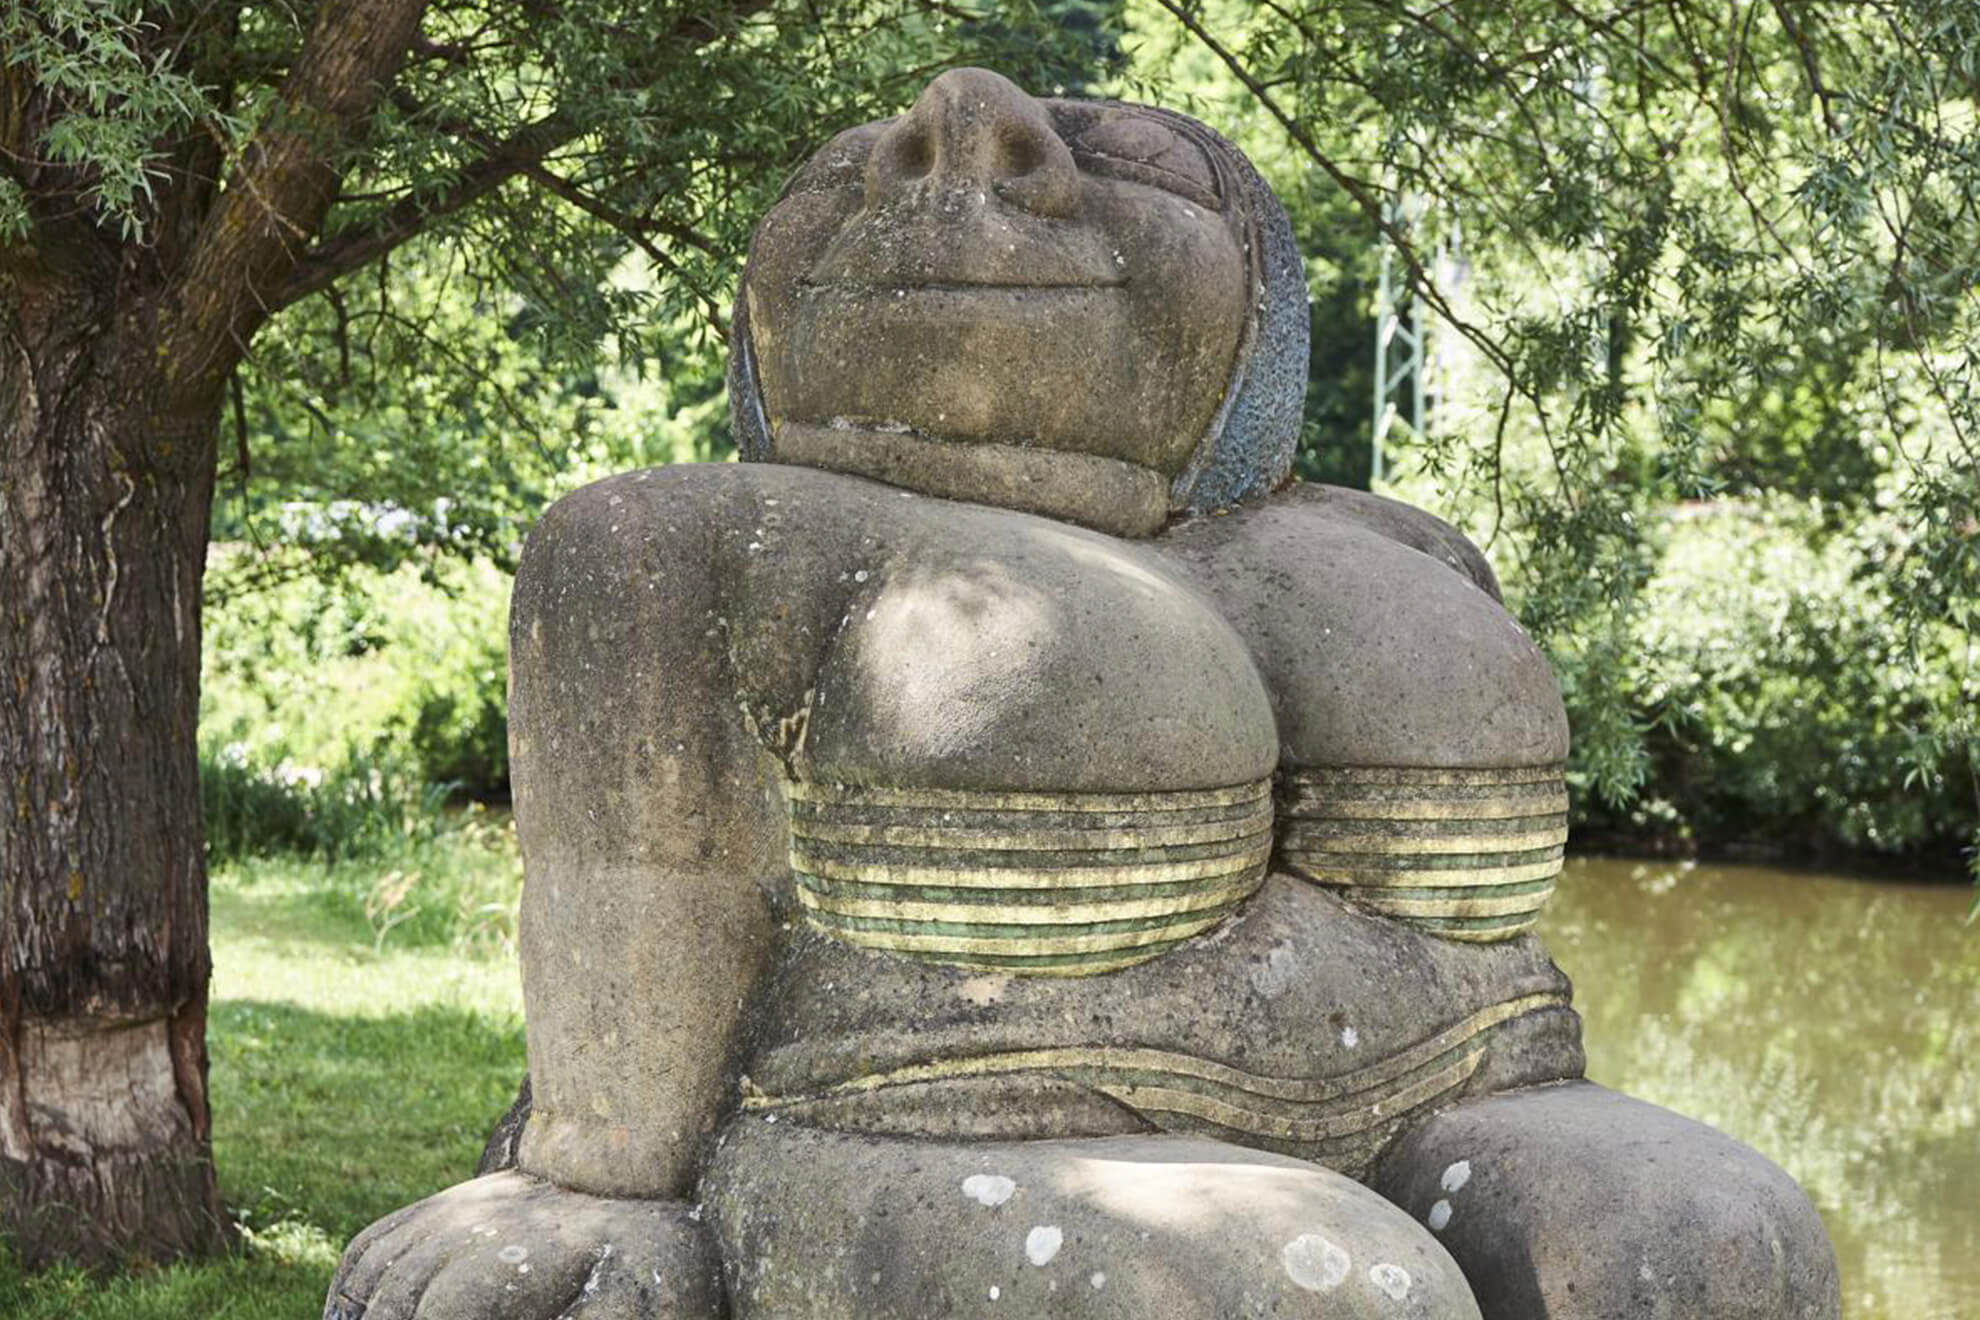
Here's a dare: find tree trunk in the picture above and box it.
[1,257,228,1267]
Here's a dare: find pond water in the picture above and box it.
[1540,858,1978,1320]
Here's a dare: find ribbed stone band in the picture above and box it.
[742,990,1570,1163]
[787,779,1273,974]
[1278,765,1569,942]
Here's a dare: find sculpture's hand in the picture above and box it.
[323,1170,721,1320]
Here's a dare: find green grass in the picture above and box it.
[0,855,526,1319]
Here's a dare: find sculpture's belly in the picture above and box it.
[741,874,1583,1178]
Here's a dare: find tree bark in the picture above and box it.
[0,0,429,1268]
[1,251,227,1268]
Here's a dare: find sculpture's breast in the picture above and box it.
[802,511,1276,791]
[1157,487,1572,944]
[787,501,1279,975]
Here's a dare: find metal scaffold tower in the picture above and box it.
[1372,187,1450,487]
[1370,193,1426,487]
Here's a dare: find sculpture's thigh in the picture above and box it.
[704,1116,1481,1319]
[1370,1081,1840,1320]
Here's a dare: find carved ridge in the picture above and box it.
[1278,764,1569,941]
[786,777,1273,972]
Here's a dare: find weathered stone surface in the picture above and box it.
[1370,1082,1842,1320]
[505,468,788,1200]
[323,1171,722,1319]
[793,483,1276,793]
[1262,483,1505,599]
[706,1119,1483,1319]
[506,458,1278,1198]
[774,421,1170,538]
[1157,491,1569,770]
[741,875,1582,1178]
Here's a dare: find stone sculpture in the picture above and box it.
[326,68,1839,1319]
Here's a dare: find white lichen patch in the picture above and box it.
[1428,1199,1453,1232]
[1281,1234,1351,1292]
[957,974,1012,1006]
[1340,1025,1360,1049]
[497,1244,528,1265]
[1025,1225,1064,1266]
[1370,1263,1412,1300]
[962,1174,1017,1207]
[1090,1272,1107,1290]
[1440,1160,1472,1194]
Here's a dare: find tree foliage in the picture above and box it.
[1109,0,1977,874]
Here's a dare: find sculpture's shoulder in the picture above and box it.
[1268,482,1504,598]
[798,492,1278,794]
[518,461,878,569]
[1154,483,1568,770]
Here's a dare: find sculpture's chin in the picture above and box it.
[771,420,1169,538]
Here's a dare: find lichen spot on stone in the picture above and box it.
[1428,1199,1453,1232]
[963,1174,1017,1207]
[1340,1025,1360,1048]
[1025,1225,1063,1266]
[1440,1160,1472,1194]
[1281,1234,1350,1292]
[497,1244,528,1266]
[988,1285,1001,1301]
[958,974,1012,1005]
[1370,1263,1412,1300]
[1090,1271,1107,1290]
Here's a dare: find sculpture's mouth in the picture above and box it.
[785,277,1136,347]
[803,196,1127,293]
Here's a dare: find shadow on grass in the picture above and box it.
[0,999,525,1320]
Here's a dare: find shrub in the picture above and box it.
[1566,498,1975,867]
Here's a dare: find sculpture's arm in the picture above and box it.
[505,465,793,1200]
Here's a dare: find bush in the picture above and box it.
[202,557,512,803]
[1566,498,1975,867]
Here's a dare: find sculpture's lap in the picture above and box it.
[704,1116,1482,1319]
[323,1170,721,1320]
[1370,1082,1841,1320]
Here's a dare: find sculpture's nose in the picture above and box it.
[865,68,1080,219]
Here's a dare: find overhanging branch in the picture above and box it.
[1149,0,1516,379]
[161,0,433,416]
[274,113,577,310]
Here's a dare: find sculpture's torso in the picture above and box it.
[681,463,1585,1177]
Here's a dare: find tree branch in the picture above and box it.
[161,0,432,418]
[1151,0,1515,378]
[274,112,578,311]
[1768,0,1841,138]
[517,162,719,256]
[274,0,778,313]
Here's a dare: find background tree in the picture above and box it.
[0,0,1097,1267]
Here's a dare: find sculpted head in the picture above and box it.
[730,68,1309,536]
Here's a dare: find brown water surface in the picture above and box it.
[1540,858,1979,1320]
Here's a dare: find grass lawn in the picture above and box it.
[0,858,526,1319]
